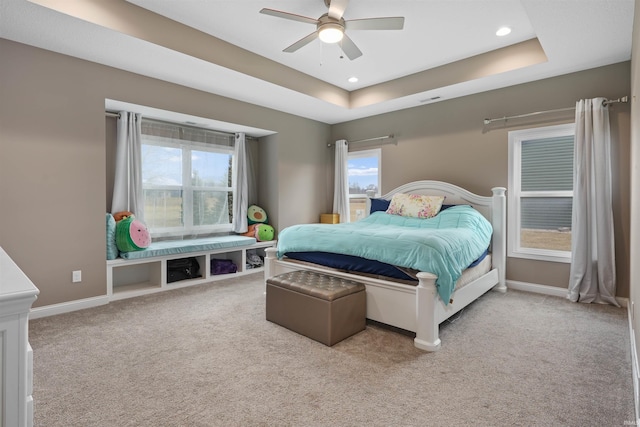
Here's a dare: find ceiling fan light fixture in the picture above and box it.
[318,23,344,43]
[261,3,404,60]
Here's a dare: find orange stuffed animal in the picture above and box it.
[113,211,134,222]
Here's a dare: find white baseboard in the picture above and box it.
[506,280,629,307]
[505,280,568,298]
[29,295,109,319]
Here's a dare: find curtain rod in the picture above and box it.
[327,134,395,147]
[483,96,629,125]
[105,111,257,140]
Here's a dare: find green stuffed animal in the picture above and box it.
[255,223,275,241]
[115,215,151,252]
[247,205,267,225]
[241,223,275,241]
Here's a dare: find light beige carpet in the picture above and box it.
[30,273,634,426]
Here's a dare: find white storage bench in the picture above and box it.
[107,236,275,301]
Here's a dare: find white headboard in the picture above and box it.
[366,180,499,223]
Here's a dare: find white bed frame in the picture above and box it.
[265,181,506,351]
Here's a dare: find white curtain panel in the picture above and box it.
[111,111,144,220]
[246,138,258,208]
[568,98,618,306]
[232,132,249,233]
[333,139,350,223]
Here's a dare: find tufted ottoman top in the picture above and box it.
[267,270,365,301]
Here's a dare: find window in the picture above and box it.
[141,120,235,238]
[508,123,574,262]
[347,148,381,222]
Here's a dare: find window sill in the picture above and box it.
[508,250,571,264]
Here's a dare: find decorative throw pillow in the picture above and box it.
[369,198,391,214]
[385,193,445,219]
[106,213,118,260]
[116,215,151,252]
[247,205,268,225]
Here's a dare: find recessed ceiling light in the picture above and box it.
[496,26,511,36]
[348,76,358,83]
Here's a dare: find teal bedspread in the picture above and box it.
[277,205,493,304]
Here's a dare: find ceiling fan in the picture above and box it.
[259,0,404,60]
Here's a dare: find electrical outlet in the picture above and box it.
[72,270,82,283]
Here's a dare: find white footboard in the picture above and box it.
[413,268,501,351]
[265,248,500,352]
[266,248,443,350]
[265,247,419,331]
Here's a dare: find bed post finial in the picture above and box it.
[414,272,442,351]
[264,247,278,282]
[491,187,507,292]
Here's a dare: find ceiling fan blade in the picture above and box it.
[259,8,318,25]
[339,34,362,60]
[345,17,405,31]
[283,31,319,53]
[327,0,349,20]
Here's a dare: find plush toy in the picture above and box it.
[113,210,134,222]
[247,205,268,225]
[116,214,151,252]
[242,223,275,242]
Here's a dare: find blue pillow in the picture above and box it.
[440,204,471,211]
[106,213,118,260]
[370,198,390,214]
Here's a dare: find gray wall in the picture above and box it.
[0,37,633,308]
[332,62,631,296]
[0,39,330,308]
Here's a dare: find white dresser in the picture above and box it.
[0,247,39,427]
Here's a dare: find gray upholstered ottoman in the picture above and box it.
[266,270,366,346]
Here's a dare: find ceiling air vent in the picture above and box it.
[419,96,441,103]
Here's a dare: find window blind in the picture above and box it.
[521,135,574,192]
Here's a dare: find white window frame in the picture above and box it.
[508,123,574,263]
[347,148,381,222]
[348,148,381,199]
[141,135,235,238]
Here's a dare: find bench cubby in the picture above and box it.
[107,240,275,301]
